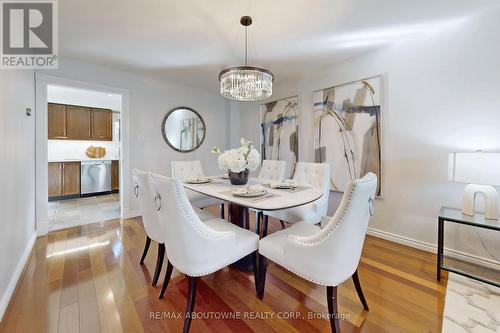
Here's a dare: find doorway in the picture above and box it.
[35,74,131,235]
[46,85,121,231]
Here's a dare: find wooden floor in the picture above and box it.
[0,208,447,333]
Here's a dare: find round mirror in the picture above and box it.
[161,107,206,152]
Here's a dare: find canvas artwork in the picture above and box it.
[260,96,300,178]
[313,77,382,195]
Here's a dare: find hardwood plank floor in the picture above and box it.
[0,208,447,333]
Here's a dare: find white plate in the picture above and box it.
[185,177,213,184]
[233,188,268,197]
[220,174,229,179]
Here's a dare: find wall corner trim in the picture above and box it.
[0,232,37,322]
[123,209,141,219]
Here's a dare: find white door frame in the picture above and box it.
[35,73,131,235]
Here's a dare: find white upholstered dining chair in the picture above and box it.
[253,160,287,231]
[258,159,287,183]
[132,169,167,287]
[172,160,226,218]
[147,174,260,333]
[258,173,377,333]
[262,162,331,232]
[132,169,215,287]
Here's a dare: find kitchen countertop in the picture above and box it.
[48,158,119,163]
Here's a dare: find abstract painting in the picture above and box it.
[260,96,299,178]
[313,77,382,195]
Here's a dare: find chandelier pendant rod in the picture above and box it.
[245,25,248,66]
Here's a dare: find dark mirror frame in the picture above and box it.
[161,106,206,153]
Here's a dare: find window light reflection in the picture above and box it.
[46,240,110,258]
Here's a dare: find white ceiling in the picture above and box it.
[59,0,499,90]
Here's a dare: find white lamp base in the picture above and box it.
[463,184,498,220]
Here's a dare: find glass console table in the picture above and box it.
[437,207,500,287]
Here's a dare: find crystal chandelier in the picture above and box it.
[219,16,274,102]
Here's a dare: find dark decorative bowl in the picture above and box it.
[228,169,249,185]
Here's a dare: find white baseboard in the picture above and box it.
[123,209,141,219]
[36,218,49,236]
[0,232,37,322]
[367,227,436,252]
[367,227,499,270]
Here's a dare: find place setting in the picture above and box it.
[232,185,277,202]
[184,176,214,184]
[263,179,309,192]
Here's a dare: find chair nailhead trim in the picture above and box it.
[265,256,337,286]
[173,180,232,240]
[182,252,256,277]
[267,174,376,286]
[289,183,357,246]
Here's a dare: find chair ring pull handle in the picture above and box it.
[154,194,162,211]
[133,184,139,198]
[368,198,375,216]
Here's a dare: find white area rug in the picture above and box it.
[442,273,500,332]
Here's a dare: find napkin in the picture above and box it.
[234,185,266,195]
[269,179,298,189]
[186,176,209,182]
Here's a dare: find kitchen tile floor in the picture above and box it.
[48,193,120,231]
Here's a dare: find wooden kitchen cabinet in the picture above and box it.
[111,160,120,192]
[66,105,92,140]
[62,162,81,196]
[48,103,67,139]
[48,162,81,199]
[91,108,113,141]
[48,103,113,141]
[48,162,63,197]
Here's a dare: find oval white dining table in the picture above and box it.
[184,177,323,271]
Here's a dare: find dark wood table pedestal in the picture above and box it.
[228,203,254,272]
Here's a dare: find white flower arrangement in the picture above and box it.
[212,138,260,173]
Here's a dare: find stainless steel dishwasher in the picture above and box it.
[81,160,112,195]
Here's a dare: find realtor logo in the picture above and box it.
[1,0,58,69]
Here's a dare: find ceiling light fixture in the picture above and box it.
[219,16,274,102]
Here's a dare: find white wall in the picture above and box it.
[239,9,500,263]
[0,71,37,320]
[40,58,231,213]
[228,101,242,148]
